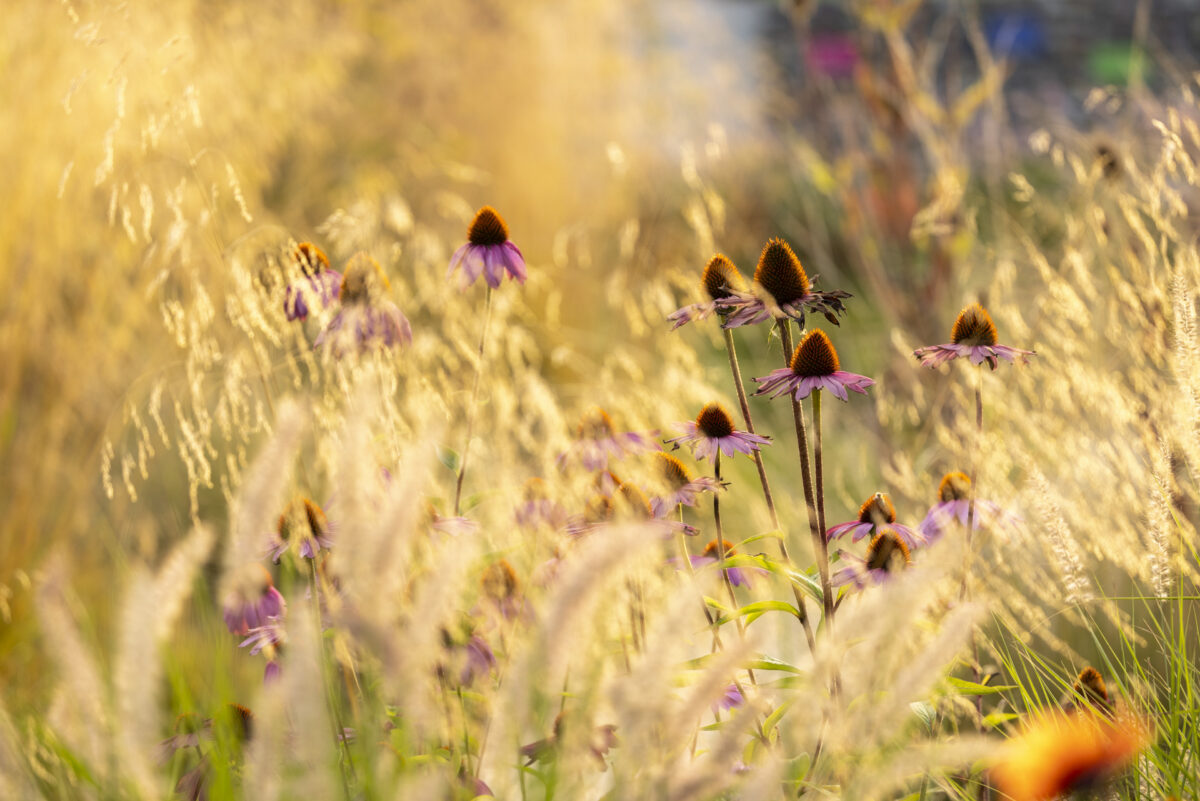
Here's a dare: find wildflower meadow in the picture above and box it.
[2,1,1198,800]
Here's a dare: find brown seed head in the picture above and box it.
[614,482,652,519]
[790,329,840,377]
[702,539,737,559]
[938,471,971,502]
[481,559,520,601]
[951,303,998,346]
[1073,667,1110,706]
[865,529,911,572]
[702,254,747,301]
[655,452,694,491]
[293,242,330,278]
[857,492,897,525]
[339,252,390,304]
[577,407,615,440]
[468,206,510,246]
[227,704,255,742]
[754,238,810,306]
[695,403,735,439]
[277,497,328,542]
[584,495,614,524]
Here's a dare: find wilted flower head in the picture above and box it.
[913,302,1034,370]
[447,205,527,290]
[665,402,771,462]
[560,406,658,471]
[717,238,851,328]
[223,565,286,636]
[667,253,748,329]
[753,329,875,402]
[990,710,1152,801]
[316,253,413,354]
[647,452,721,515]
[284,242,341,321]
[268,496,334,562]
[826,492,922,548]
[832,528,912,590]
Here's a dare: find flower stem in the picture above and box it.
[713,453,760,692]
[961,379,983,601]
[454,287,494,515]
[723,326,816,653]
[676,510,724,652]
[309,559,357,795]
[778,320,835,626]
[812,388,829,589]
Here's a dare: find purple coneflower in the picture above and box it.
[284,242,341,321]
[714,683,745,714]
[447,206,527,290]
[826,492,923,548]
[753,329,874,402]
[240,618,285,683]
[648,452,722,516]
[515,477,569,530]
[717,238,851,329]
[315,252,413,355]
[913,302,1034,370]
[667,253,748,329]
[569,483,697,538]
[268,497,335,563]
[686,539,764,588]
[918,471,1014,543]
[480,559,527,621]
[666,402,771,462]
[562,407,659,471]
[832,528,912,590]
[439,623,498,688]
[425,502,479,537]
[222,566,286,637]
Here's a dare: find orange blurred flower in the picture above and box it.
[991,710,1152,801]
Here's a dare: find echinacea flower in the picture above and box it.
[913,302,1034,370]
[240,618,285,683]
[439,621,498,688]
[753,329,874,402]
[667,253,748,329]
[284,242,341,321]
[917,471,1017,543]
[686,539,765,587]
[832,528,911,590]
[561,407,659,471]
[715,683,745,712]
[515,477,569,530]
[648,452,721,516]
[826,492,923,548]
[665,402,771,462]
[222,566,286,636]
[426,502,479,536]
[315,252,413,355]
[268,497,335,562]
[568,482,697,538]
[447,206,527,290]
[1066,667,1114,717]
[480,559,528,621]
[717,238,851,329]
[990,709,1152,801]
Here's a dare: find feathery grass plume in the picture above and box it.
[1146,438,1175,597]
[221,400,306,601]
[1026,464,1093,605]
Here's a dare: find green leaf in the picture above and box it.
[983,712,1021,728]
[746,655,805,674]
[733,600,802,626]
[739,529,785,546]
[910,701,937,729]
[763,698,795,737]
[946,676,1017,696]
[438,446,460,472]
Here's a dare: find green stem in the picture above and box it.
[454,287,494,515]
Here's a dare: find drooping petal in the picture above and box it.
[502,241,528,283]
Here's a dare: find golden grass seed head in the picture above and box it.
[951,303,998,346]
[938,471,971,502]
[865,528,911,572]
[702,254,747,301]
[789,329,840,377]
[339,252,391,304]
[695,403,735,439]
[857,492,896,525]
[754,238,809,306]
[468,206,510,246]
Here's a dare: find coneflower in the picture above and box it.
[718,238,851,329]
[664,402,771,462]
[222,565,286,636]
[752,329,874,402]
[447,206,527,290]
[267,496,335,563]
[284,241,341,321]
[917,471,1017,543]
[667,253,748,329]
[560,407,659,471]
[832,528,912,590]
[913,302,1033,371]
[826,492,922,548]
[682,539,765,588]
[647,452,721,516]
[314,252,412,355]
